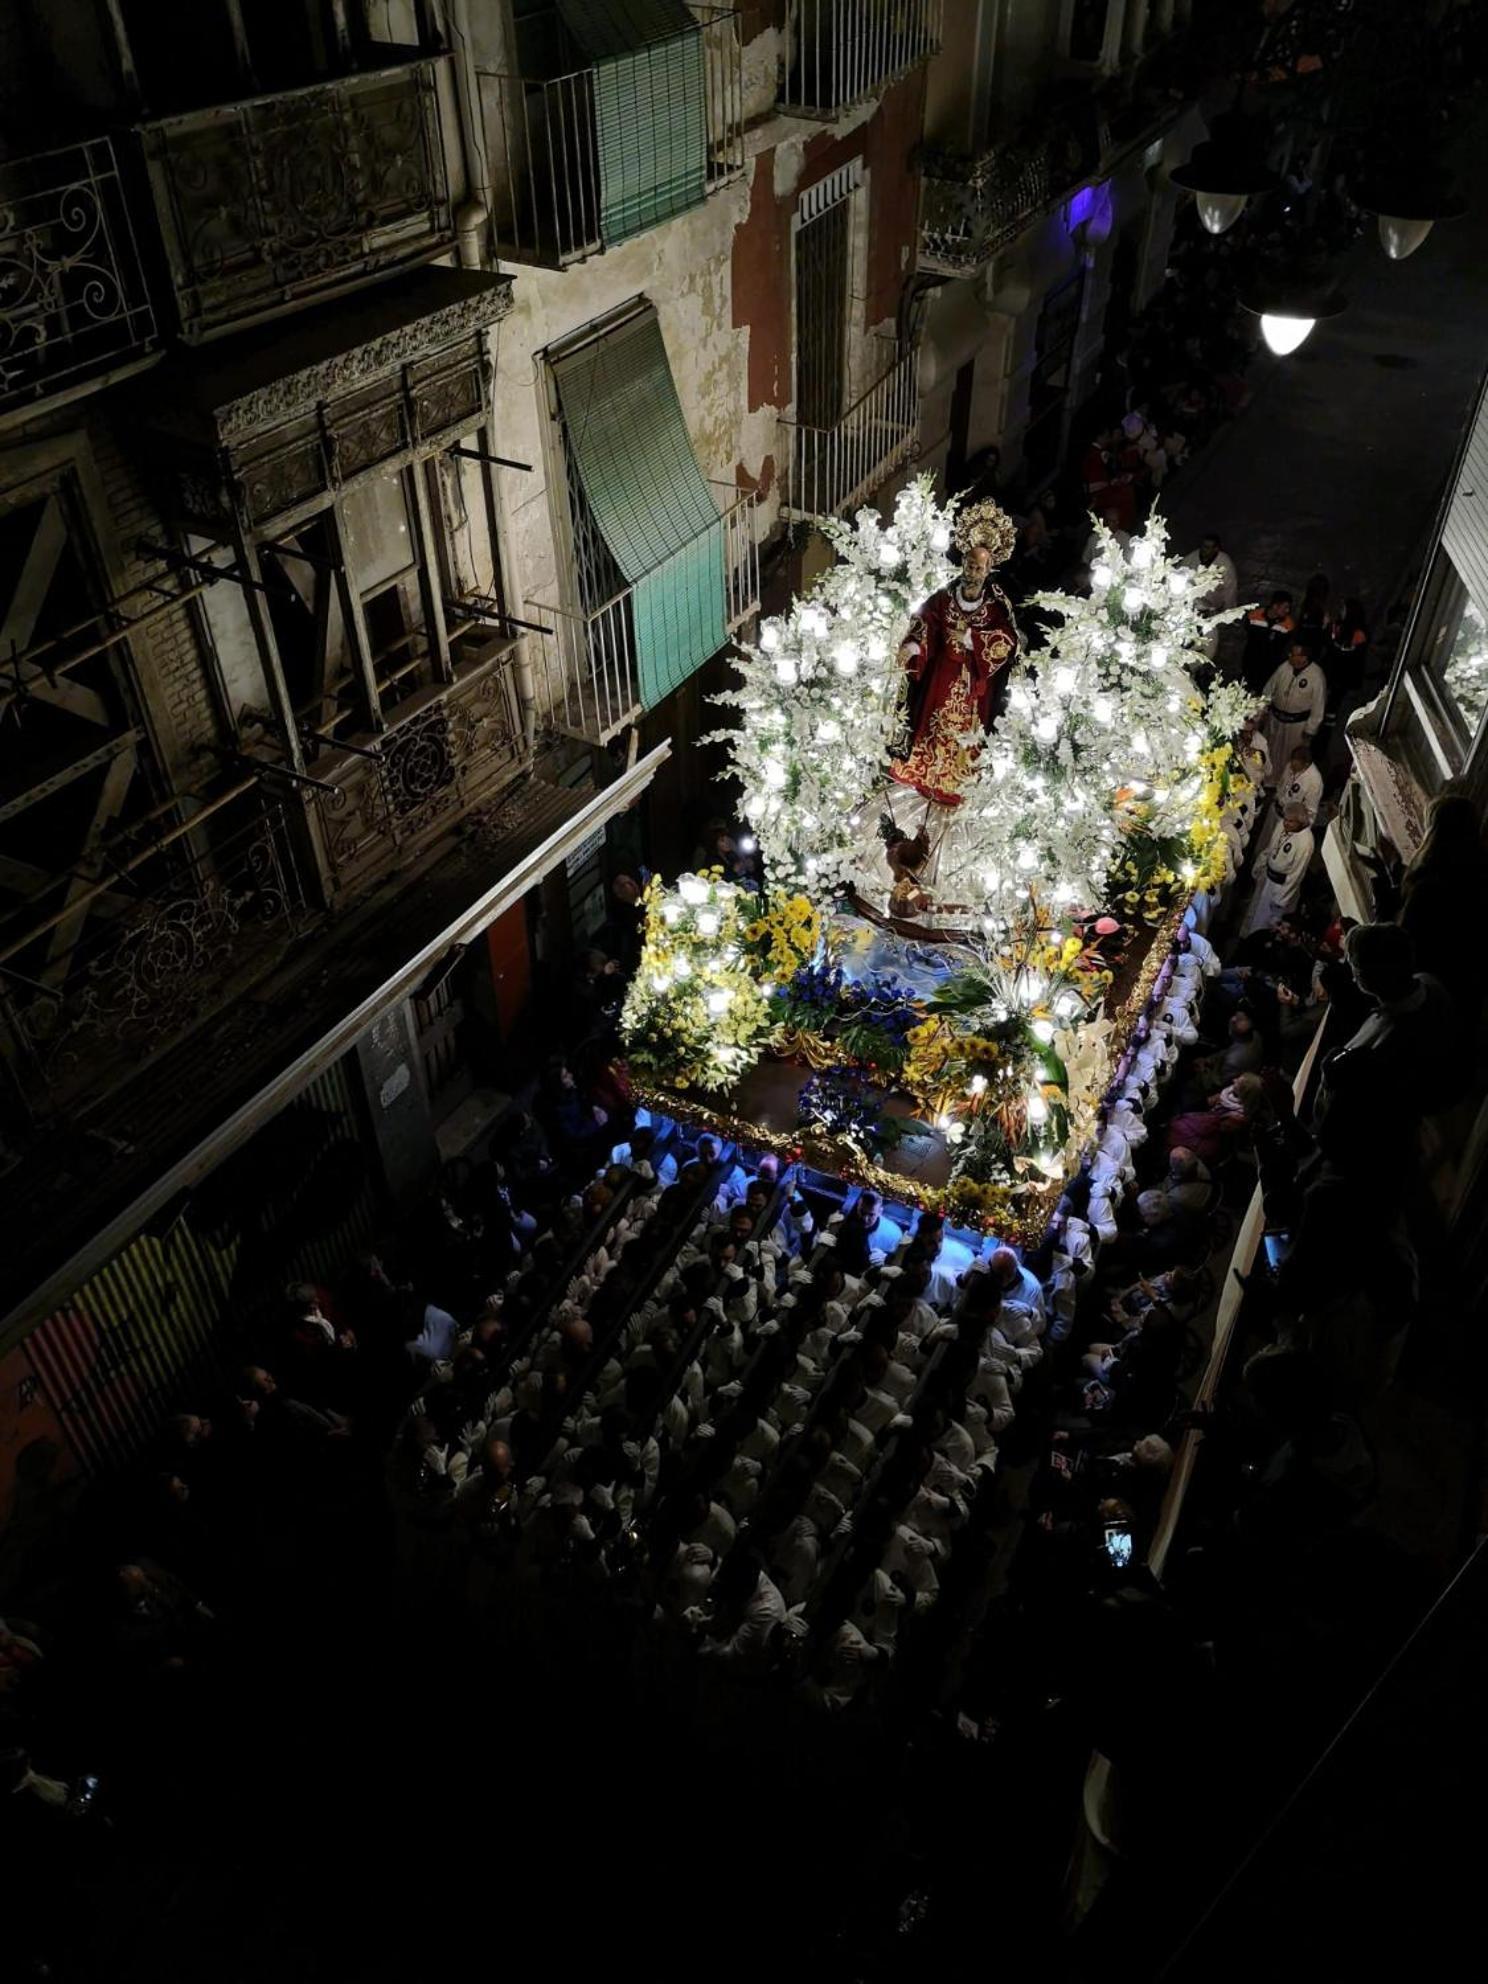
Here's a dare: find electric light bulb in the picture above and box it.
[738,835,756,854]
[968,1074,988,1095]
[1032,1019,1055,1045]
[706,989,732,1016]
[1181,861,1198,883]
[679,875,709,905]
[1027,1091,1049,1124]
[1260,312,1315,357]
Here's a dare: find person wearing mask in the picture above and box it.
[1241,806,1315,937]
[1258,643,1326,775]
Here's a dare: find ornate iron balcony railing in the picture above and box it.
[918,137,1062,275]
[137,56,455,341]
[0,138,157,414]
[533,485,758,743]
[308,649,529,899]
[781,347,919,522]
[780,0,942,119]
[0,794,308,1119]
[479,7,744,267]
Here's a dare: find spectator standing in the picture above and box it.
[1243,592,1296,693]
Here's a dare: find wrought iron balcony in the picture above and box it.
[533,486,758,743]
[478,7,743,266]
[0,794,308,1120]
[918,136,1062,275]
[308,647,529,900]
[781,348,919,522]
[779,0,942,119]
[0,138,157,415]
[137,57,455,342]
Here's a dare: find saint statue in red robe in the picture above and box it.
[888,500,1020,807]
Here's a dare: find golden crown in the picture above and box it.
[953,498,1017,566]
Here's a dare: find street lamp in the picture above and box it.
[1238,272,1347,357]
[1170,120,1279,236]
[1356,170,1466,262]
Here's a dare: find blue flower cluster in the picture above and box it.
[797,1066,881,1145]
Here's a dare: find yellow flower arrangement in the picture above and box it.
[747,891,822,980]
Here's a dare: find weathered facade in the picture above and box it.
[0,0,1221,1501]
[915,0,1199,491]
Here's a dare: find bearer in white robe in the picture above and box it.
[1241,807,1315,936]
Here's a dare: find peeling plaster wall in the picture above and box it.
[482,25,927,726]
[490,172,770,645]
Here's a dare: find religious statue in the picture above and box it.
[888,499,1020,808]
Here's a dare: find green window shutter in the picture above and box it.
[557,0,706,244]
[553,306,725,712]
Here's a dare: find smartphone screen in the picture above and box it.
[1103,1524,1134,1570]
[1263,1232,1293,1273]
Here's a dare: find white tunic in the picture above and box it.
[1259,660,1326,771]
[1180,545,1239,613]
[1252,760,1324,859]
[1241,820,1316,935]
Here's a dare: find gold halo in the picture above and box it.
[953,498,1017,565]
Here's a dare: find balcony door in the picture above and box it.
[794,190,852,431]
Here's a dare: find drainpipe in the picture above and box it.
[513,642,539,753]
[446,0,493,271]
[455,195,489,271]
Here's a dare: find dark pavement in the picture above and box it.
[1162,143,1488,621]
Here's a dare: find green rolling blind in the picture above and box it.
[557,0,706,244]
[553,306,724,711]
